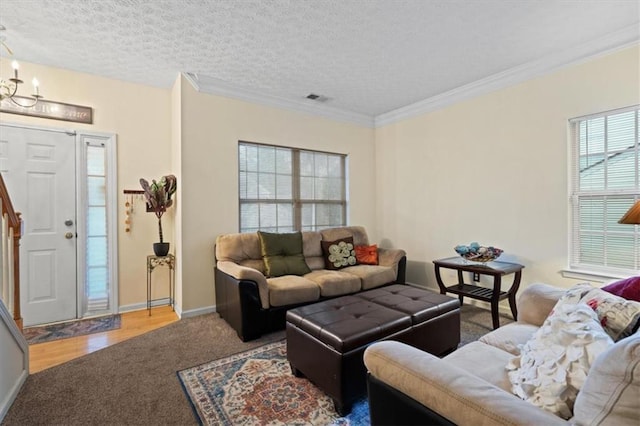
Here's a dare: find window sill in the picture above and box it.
[560,268,631,285]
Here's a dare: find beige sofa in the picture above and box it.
[214,226,407,341]
[364,283,640,425]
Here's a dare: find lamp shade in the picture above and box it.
[618,200,640,225]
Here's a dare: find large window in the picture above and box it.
[239,141,347,233]
[570,106,639,275]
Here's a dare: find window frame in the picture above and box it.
[238,141,347,233]
[568,105,640,277]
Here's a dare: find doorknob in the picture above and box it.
[65,232,74,239]
[65,219,74,226]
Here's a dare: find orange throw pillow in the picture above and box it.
[355,244,378,265]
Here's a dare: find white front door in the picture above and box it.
[0,125,77,326]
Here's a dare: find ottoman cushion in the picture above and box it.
[357,284,460,323]
[286,295,411,353]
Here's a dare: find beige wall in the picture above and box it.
[178,77,375,312]
[375,45,640,295]
[3,44,637,316]
[0,61,173,309]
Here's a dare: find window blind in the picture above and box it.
[570,106,640,274]
[239,141,346,233]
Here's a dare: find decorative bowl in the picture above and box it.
[454,242,503,263]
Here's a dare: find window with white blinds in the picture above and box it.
[85,141,110,313]
[239,141,347,233]
[570,106,640,274]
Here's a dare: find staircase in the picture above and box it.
[0,172,23,330]
[0,172,28,422]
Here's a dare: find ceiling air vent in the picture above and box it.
[306,93,329,102]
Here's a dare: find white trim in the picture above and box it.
[0,300,28,423]
[76,132,119,317]
[0,121,77,135]
[561,268,628,285]
[375,26,639,127]
[185,28,639,130]
[176,304,216,319]
[118,298,173,313]
[119,302,215,318]
[569,104,640,123]
[182,73,375,128]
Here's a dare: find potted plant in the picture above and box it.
[140,174,177,256]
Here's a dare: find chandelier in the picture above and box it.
[0,27,42,108]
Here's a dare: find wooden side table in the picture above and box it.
[433,256,524,329]
[147,254,175,315]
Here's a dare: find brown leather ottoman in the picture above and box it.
[286,284,460,415]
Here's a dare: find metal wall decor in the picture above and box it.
[0,96,93,124]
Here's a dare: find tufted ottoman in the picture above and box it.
[286,284,460,415]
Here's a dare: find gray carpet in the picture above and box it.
[2,304,512,425]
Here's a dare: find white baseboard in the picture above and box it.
[0,300,29,423]
[176,305,216,319]
[118,298,172,313]
[0,369,28,423]
[118,300,216,319]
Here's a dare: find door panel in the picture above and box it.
[0,125,76,326]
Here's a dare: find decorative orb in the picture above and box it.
[454,243,503,263]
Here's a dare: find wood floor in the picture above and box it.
[28,306,179,374]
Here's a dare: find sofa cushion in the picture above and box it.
[355,244,379,265]
[506,302,614,419]
[320,226,370,246]
[516,283,566,327]
[364,341,567,426]
[321,237,358,270]
[572,333,640,425]
[478,323,539,356]
[215,232,264,272]
[561,283,640,341]
[304,270,361,297]
[341,264,396,290]
[445,341,513,392]
[302,231,325,270]
[267,275,320,307]
[258,231,311,277]
[602,276,640,302]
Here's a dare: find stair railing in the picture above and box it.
[0,172,22,331]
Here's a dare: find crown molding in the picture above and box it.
[375,25,640,128]
[181,25,639,131]
[181,72,375,128]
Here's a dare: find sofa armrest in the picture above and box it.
[216,261,269,309]
[516,283,566,327]
[378,248,407,282]
[364,341,567,426]
[377,247,406,267]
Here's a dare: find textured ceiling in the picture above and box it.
[0,0,638,123]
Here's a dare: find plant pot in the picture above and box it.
[153,242,170,257]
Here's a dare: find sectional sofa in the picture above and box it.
[364,282,640,425]
[214,226,407,341]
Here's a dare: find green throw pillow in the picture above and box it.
[257,231,311,278]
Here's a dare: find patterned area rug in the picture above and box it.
[178,340,369,425]
[22,314,122,344]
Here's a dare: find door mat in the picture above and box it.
[23,314,122,345]
[177,340,369,425]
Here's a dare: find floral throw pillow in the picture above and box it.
[559,283,640,341]
[506,301,614,419]
[321,237,357,270]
